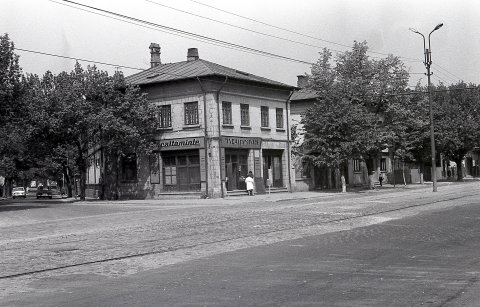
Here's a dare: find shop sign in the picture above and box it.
[221,136,262,149]
[158,137,205,151]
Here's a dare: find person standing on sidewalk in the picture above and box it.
[245,171,255,196]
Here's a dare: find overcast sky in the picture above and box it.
[3,0,479,88]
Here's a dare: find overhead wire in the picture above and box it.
[16,46,478,99]
[434,63,463,81]
[48,0,291,63]
[145,0,420,62]
[186,0,422,63]
[53,0,314,65]
[433,69,457,83]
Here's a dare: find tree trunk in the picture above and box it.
[334,166,340,191]
[420,163,424,184]
[77,156,87,201]
[455,159,464,182]
[402,161,406,186]
[62,165,73,198]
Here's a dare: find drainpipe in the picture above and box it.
[216,76,228,198]
[286,90,294,193]
[196,77,209,198]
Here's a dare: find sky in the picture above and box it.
[2,0,479,88]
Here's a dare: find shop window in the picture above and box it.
[121,153,137,181]
[381,158,387,172]
[240,103,250,126]
[162,153,200,191]
[353,159,361,172]
[261,106,269,127]
[158,105,171,128]
[276,108,284,128]
[222,101,232,125]
[184,101,199,125]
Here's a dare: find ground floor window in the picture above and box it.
[162,151,200,191]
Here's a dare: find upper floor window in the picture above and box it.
[158,105,172,128]
[184,101,199,125]
[276,108,284,128]
[240,103,250,126]
[222,101,232,125]
[261,106,269,127]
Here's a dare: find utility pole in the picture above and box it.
[410,23,444,192]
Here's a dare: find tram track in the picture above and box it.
[1,190,479,280]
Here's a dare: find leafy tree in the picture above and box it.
[301,42,410,188]
[0,33,29,196]
[433,82,480,181]
[32,63,159,200]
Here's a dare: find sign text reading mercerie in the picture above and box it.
[158,137,205,151]
[221,136,262,149]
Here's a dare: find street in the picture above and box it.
[1,182,480,306]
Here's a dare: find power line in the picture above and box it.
[16,47,207,79]
[16,47,145,71]
[48,0,292,63]
[434,63,463,81]
[146,0,417,62]
[15,46,479,98]
[433,69,457,83]
[187,0,422,63]
[53,0,314,65]
[431,74,449,85]
[144,0,348,55]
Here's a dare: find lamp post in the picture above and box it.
[409,23,443,192]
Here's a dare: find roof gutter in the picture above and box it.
[216,76,228,198]
[286,90,295,193]
[196,77,209,198]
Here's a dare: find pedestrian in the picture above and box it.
[379,174,384,187]
[245,171,254,196]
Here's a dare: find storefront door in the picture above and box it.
[225,150,248,191]
[263,150,283,188]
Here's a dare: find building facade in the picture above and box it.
[87,46,295,199]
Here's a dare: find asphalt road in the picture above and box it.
[1,182,480,306]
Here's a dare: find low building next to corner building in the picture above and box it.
[86,45,296,199]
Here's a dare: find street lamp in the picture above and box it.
[409,23,443,192]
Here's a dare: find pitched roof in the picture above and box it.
[290,88,319,101]
[125,59,294,89]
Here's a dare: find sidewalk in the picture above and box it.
[57,180,479,207]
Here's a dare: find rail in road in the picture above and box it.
[1,185,478,281]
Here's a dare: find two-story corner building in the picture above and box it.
[87,45,296,199]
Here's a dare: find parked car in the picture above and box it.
[36,186,53,199]
[12,187,26,199]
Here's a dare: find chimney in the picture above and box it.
[149,43,161,68]
[297,75,308,88]
[187,48,199,61]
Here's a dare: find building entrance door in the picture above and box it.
[263,150,283,188]
[225,150,248,191]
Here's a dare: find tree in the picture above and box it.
[433,82,480,181]
[33,63,159,200]
[0,33,29,196]
[301,41,410,189]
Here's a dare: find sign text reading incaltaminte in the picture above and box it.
[158,137,205,151]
